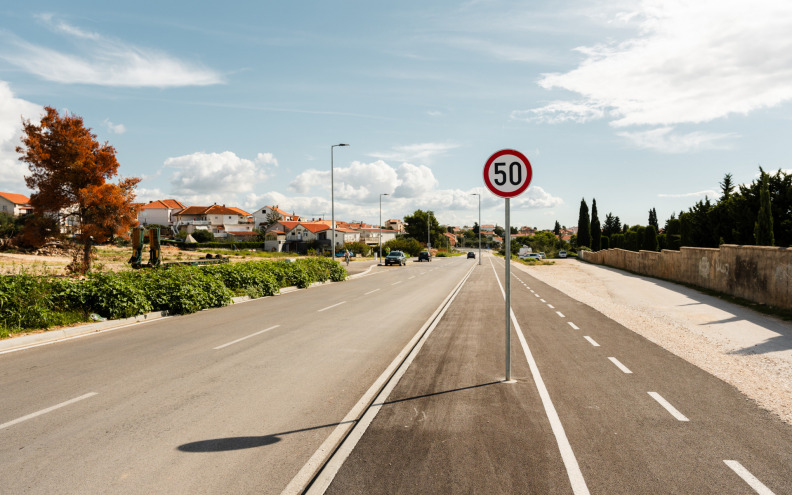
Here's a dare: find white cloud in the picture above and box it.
[0,17,223,87]
[657,190,717,199]
[512,186,564,209]
[511,101,604,124]
[393,162,438,198]
[255,153,279,167]
[103,119,126,134]
[0,81,43,192]
[165,151,269,205]
[617,127,739,153]
[532,0,792,127]
[369,142,459,163]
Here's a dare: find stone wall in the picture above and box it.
[579,245,792,310]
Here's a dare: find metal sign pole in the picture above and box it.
[505,197,511,381]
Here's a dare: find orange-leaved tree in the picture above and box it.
[17,106,141,273]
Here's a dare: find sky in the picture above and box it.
[2,0,792,230]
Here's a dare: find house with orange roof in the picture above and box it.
[0,192,33,216]
[356,227,397,247]
[137,199,189,227]
[173,204,253,238]
[385,218,404,233]
[252,205,304,229]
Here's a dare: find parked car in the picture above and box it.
[385,250,407,266]
[559,250,567,258]
[418,251,431,262]
[538,252,546,259]
[519,253,542,261]
[467,251,475,259]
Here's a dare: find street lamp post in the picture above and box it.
[427,211,432,250]
[379,193,389,263]
[471,192,481,265]
[330,143,350,261]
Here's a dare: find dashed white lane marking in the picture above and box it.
[364,289,380,295]
[535,294,540,298]
[1,393,98,431]
[530,289,535,293]
[608,357,633,374]
[648,392,689,421]
[540,299,547,303]
[490,260,590,495]
[408,276,415,280]
[724,460,776,495]
[568,322,580,330]
[556,311,566,318]
[584,336,600,347]
[392,281,402,285]
[547,304,555,309]
[215,325,281,350]
[318,301,346,312]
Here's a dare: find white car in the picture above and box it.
[558,250,567,258]
[519,253,542,260]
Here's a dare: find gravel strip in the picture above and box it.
[517,259,792,425]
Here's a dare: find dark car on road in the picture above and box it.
[384,250,407,266]
[467,251,475,259]
[418,251,431,262]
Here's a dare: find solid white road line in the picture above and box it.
[608,357,632,374]
[318,301,346,312]
[0,393,98,431]
[583,336,600,347]
[556,311,566,318]
[364,289,380,295]
[214,325,281,350]
[490,260,591,495]
[568,322,580,330]
[724,460,776,495]
[648,392,689,421]
[289,262,478,495]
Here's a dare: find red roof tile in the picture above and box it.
[0,192,31,205]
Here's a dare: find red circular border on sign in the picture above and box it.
[483,149,533,198]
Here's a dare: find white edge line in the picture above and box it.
[608,357,633,374]
[214,325,280,350]
[317,301,346,313]
[648,392,689,421]
[283,262,477,495]
[0,392,98,431]
[490,259,591,495]
[364,289,380,295]
[724,460,776,495]
[583,336,600,347]
[568,322,580,330]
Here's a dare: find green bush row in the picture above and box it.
[0,257,348,336]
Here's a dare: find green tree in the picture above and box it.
[754,170,775,246]
[553,221,561,236]
[403,209,441,248]
[590,198,601,251]
[648,208,659,232]
[602,213,621,237]
[642,225,659,251]
[577,198,591,249]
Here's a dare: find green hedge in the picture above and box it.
[0,257,348,336]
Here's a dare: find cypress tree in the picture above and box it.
[577,198,591,249]
[754,171,774,246]
[590,199,601,251]
[648,208,659,232]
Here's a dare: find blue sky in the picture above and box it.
[2,1,791,230]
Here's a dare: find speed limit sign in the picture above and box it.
[483,149,532,198]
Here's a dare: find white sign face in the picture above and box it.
[483,149,532,198]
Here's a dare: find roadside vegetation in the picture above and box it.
[0,257,346,338]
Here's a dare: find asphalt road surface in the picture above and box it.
[2,253,791,494]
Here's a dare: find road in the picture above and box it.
[2,252,791,494]
[0,256,472,494]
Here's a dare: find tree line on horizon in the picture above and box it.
[575,169,790,252]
